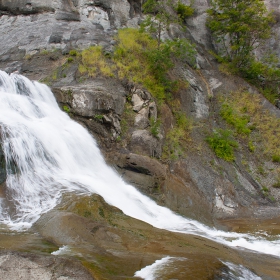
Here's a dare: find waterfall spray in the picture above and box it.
[0,71,279,257]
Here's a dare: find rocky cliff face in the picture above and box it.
[1,1,280,278]
[0,0,280,224]
[0,0,141,73]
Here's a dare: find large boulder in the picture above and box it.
[53,80,126,141]
[53,80,126,117]
[0,251,94,280]
[110,152,167,196]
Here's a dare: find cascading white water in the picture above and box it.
[0,70,279,257]
[134,257,262,280]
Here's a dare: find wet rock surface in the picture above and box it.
[0,142,6,185]
[0,251,94,280]
[32,194,280,280]
[0,194,278,279]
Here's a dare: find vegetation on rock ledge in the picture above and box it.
[219,91,280,161]
[207,0,280,105]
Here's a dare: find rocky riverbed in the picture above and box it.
[0,193,280,279]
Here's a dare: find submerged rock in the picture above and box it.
[32,193,280,280]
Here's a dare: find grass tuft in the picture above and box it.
[206,129,238,161]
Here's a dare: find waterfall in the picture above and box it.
[0,70,279,257]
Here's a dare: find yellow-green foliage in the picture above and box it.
[163,127,186,160]
[113,28,166,101]
[220,103,251,135]
[78,28,195,102]
[206,129,238,161]
[79,46,114,78]
[163,99,193,160]
[221,91,280,159]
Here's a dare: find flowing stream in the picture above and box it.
[134,257,262,280]
[0,71,279,258]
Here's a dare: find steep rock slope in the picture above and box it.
[0,0,280,225]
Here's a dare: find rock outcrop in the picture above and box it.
[53,79,126,140]
[0,0,138,74]
[0,251,94,280]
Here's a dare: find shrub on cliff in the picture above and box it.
[176,0,194,21]
[113,28,196,101]
[78,28,196,101]
[79,46,114,78]
[207,0,274,68]
[219,90,280,161]
[141,0,194,48]
[207,0,280,104]
[206,129,238,162]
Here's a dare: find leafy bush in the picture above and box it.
[113,28,166,100]
[176,1,194,21]
[142,0,178,48]
[206,129,238,161]
[94,114,103,122]
[248,141,256,153]
[113,28,196,101]
[207,0,274,68]
[207,0,280,104]
[220,103,251,135]
[67,57,74,63]
[69,49,78,56]
[272,154,280,163]
[273,180,280,188]
[78,28,196,102]
[150,117,161,138]
[262,186,269,195]
[63,105,70,113]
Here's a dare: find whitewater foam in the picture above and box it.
[0,71,279,257]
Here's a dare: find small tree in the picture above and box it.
[141,0,175,48]
[207,0,274,68]
[141,0,195,48]
[176,0,194,22]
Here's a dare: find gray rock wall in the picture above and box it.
[0,133,6,185]
[0,0,138,71]
[183,0,280,58]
